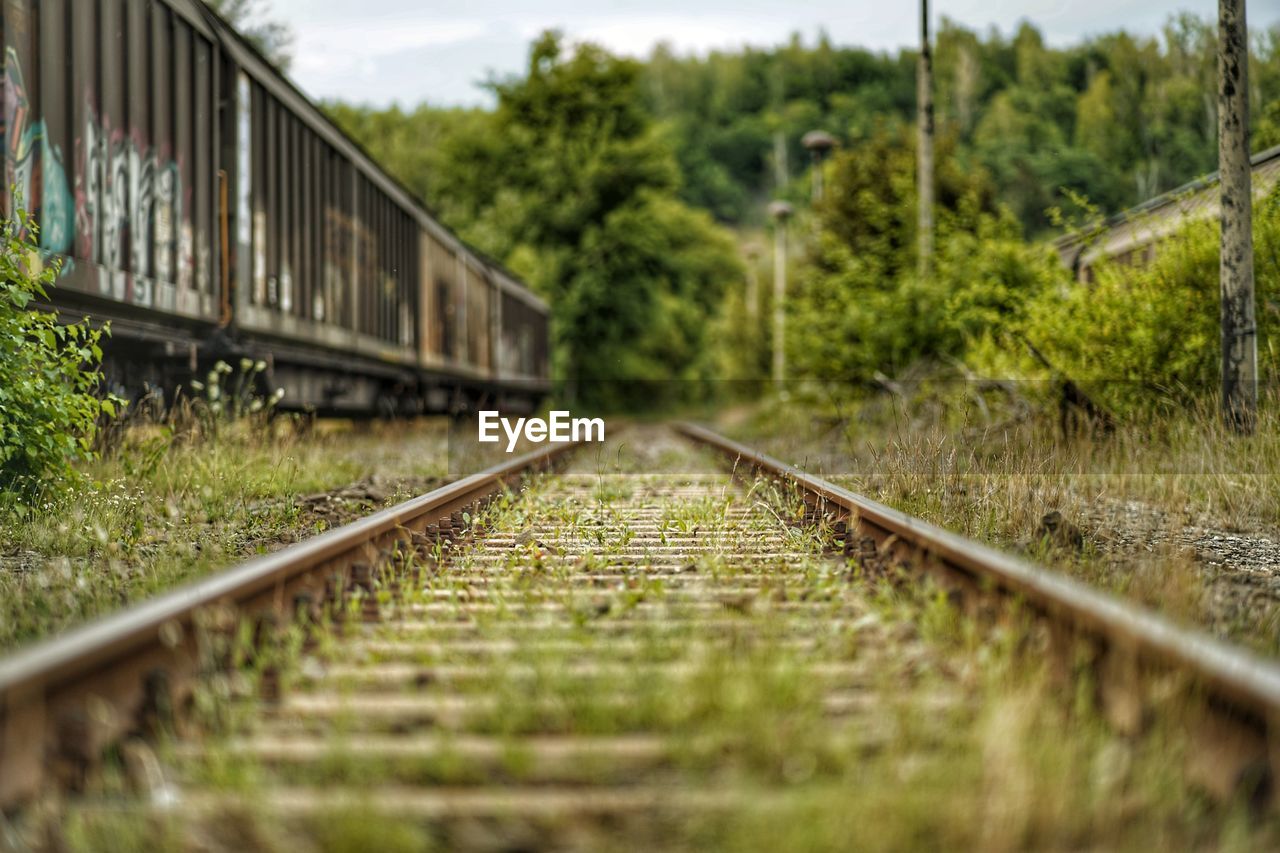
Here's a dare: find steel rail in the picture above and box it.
[679,422,1280,752]
[0,438,581,807]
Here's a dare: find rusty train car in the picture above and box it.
[0,0,549,415]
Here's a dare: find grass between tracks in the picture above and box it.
[718,389,1280,656]
[0,418,448,651]
[47,439,1280,851]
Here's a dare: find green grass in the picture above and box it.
[0,418,448,651]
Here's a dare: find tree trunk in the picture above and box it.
[917,0,934,281]
[1218,0,1256,433]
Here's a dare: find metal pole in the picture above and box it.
[772,216,788,387]
[767,201,792,388]
[1218,0,1256,433]
[917,0,934,281]
[773,130,788,190]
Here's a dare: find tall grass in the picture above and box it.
[727,385,1280,653]
[0,418,448,651]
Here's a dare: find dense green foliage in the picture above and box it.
[789,125,1060,381]
[326,14,1280,412]
[332,33,743,408]
[1008,186,1280,411]
[790,119,1280,413]
[644,16,1280,232]
[0,212,117,505]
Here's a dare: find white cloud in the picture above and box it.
[568,15,789,56]
[295,17,490,56]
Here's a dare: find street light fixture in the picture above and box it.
[802,130,837,202]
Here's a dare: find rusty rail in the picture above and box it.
[679,421,1280,801]
[0,439,581,808]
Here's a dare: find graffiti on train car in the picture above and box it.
[2,48,204,311]
[2,48,74,254]
[78,116,189,305]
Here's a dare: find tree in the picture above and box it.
[334,33,743,408]
[206,0,294,70]
[789,125,1010,381]
[476,34,742,407]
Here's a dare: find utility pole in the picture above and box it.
[917,0,934,281]
[802,130,837,202]
[1218,0,1256,433]
[769,201,793,388]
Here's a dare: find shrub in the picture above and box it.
[0,208,119,506]
[788,132,1059,383]
[1010,183,1280,413]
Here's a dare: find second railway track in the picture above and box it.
[6,424,1280,848]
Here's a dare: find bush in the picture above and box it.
[0,208,119,505]
[788,126,1056,382]
[1009,184,1280,413]
[793,120,1280,422]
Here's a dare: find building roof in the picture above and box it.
[1054,144,1280,272]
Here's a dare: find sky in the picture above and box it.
[262,0,1272,108]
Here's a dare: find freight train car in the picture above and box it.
[0,0,550,415]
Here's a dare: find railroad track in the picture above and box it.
[3,424,1280,847]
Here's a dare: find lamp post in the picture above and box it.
[768,201,794,388]
[802,130,837,202]
[742,241,761,322]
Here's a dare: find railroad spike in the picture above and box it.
[293,590,317,623]
[348,562,374,593]
[254,613,284,704]
[138,668,175,736]
[53,708,99,795]
[294,591,321,652]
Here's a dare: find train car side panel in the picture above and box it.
[3,0,219,325]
